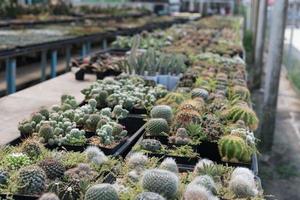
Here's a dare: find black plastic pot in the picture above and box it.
[95,138,128,155]
[119,114,147,135]
[0,194,39,200]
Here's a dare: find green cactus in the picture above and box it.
[39,123,54,142]
[155,92,186,110]
[145,118,170,136]
[142,169,179,199]
[191,88,209,100]
[173,109,201,129]
[168,128,191,145]
[85,114,101,132]
[48,179,81,200]
[229,175,258,198]
[126,152,148,170]
[18,121,34,137]
[39,193,60,200]
[230,85,251,102]
[31,112,44,124]
[63,128,87,146]
[39,107,50,120]
[96,124,115,145]
[218,135,252,163]
[84,184,118,200]
[178,99,204,114]
[39,158,65,179]
[18,165,46,195]
[223,103,259,131]
[135,192,165,200]
[112,105,129,121]
[4,153,31,170]
[150,105,173,124]
[95,90,108,107]
[20,138,42,158]
[159,158,178,174]
[140,139,162,152]
[189,175,217,194]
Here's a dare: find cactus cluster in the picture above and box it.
[4,153,32,170]
[21,138,43,158]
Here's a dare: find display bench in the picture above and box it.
[0,72,96,145]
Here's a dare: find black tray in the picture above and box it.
[0,194,39,200]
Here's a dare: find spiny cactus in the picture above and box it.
[191,88,209,100]
[229,175,258,198]
[63,128,87,146]
[31,112,44,124]
[201,114,223,141]
[126,152,148,169]
[84,146,108,165]
[112,105,129,121]
[85,114,101,132]
[189,175,217,194]
[4,153,31,170]
[39,123,54,143]
[150,105,173,124]
[142,169,179,199]
[218,135,252,163]
[178,99,205,114]
[159,158,178,174]
[193,159,214,175]
[145,118,170,136]
[156,92,186,109]
[39,158,65,179]
[174,109,201,129]
[18,120,34,137]
[223,103,259,131]
[140,139,162,152]
[38,107,50,120]
[49,179,81,200]
[95,90,108,107]
[21,138,42,158]
[135,192,166,200]
[168,128,191,145]
[230,85,251,102]
[18,165,46,195]
[231,167,255,182]
[84,183,119,200]
[96,124,115,145]
[39,193,60,200]
[65,163,97,181]
[183,184,218,200]
[0,169,8,185]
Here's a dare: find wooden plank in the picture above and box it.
[0,72,96,145]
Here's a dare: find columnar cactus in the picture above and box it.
[145,118,170,136]
[141,169,179,199]
[18,120,34,137]
[84,184,119,200]
[150,105,173,124]
[159,158,179,174]
[39,158,65,179]
[135,192,166,200]
[39,193,60,200]
[140,139,162,152]
[218,135,252,163]
[18,166,46,195]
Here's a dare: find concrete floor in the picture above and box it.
[254,68,300,200]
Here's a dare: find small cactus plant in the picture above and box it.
[168,128,191,145]
[39,123,54,143]
[39,193,60,200]
[193,159,214,175]
[191,88,209,100]
[173,109,201,129]
[85,114,101,132]
[183,184,217,200]
[84,183,119,200]
[18,165,46,195]
[229,175,258,198]
[39,158,65,179]
[218,135,252,163]
[4,153,31,170]
[150,105,173,124]
[84,146,108,165]
[0,169,8,185]
[135,192,166,200]
[159,158,178,174]
[189,175,217,194]
[145,118,170,136]
[156,92,186,109]
[141,169,179,199]
[126,152,148,170]
[140,139,162,152]
[21,138,42,158]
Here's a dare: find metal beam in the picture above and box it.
[51,50,58,78]
[5,58,16,94]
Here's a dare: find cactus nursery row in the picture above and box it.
[0,16,265,200]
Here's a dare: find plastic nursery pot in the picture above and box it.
[119,114,147,136]
[0,194,39,200]
[44,143,87,152]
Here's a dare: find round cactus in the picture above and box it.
[218,135,252,163]
[159,158,178,174]
[18,165,46,195]
[39,107,50,119]
[140,139,162,152]
[193,159,214,175]
[183,184,214,200]
[230,85,251,102]
[39,123,54,142]
[156,92,186,110]
[39,193,60,200]
[18,121,34,136]
[142,169,179,199]
[4,153,31,170]
[0,169,8,185]
[48,179,81,200]
[229,176,258,198]
[146,118,170,136]
[150,105,173,124]
[126,152,148,169]
[191,88,209,100]
[178,99,204,114]
[174,109,201,129]
[189,175,217,194]
[231,167,255,182]
[135,192,166,200]
[39,158,65,179]
[168,128,191,145]
[84,146,108,165]
[21,139,42,158]
[84,184,118,200]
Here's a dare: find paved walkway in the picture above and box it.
[258,68,300,200]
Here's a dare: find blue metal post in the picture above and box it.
[41,50,47,81]
[86,42,91,54]
[5,58,16,94]
[51,50,58,78]
[66,46,72,71]
[102,39,107,50]
[81,43,87,58]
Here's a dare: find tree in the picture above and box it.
[260,0,289,152]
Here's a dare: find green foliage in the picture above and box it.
[3,153,31,170]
